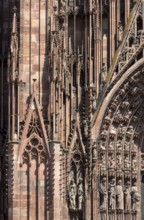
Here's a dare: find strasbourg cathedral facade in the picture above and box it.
[1,0,144,219]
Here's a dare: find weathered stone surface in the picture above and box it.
[1,0,144,219]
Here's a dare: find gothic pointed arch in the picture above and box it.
[93,58,144,220]
[17,94,50,219]
[18,94,50,160]
[65,120,86,219]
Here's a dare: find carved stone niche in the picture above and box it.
[124,138,130,151]
[100,152,106,171]
[124,179,131,211]
[116,152,122,170]
[110,125,117,137]
[101,124,108,140]
[119,88,126,97]
[124,110,132,122]
[108,138,115,150]
[108,177,116,211]
[117,124,126,137]
[121,100,129,109]
[105,108,113,124]
[116,179,124,210]
[131,179,140,212]
[68,154,84,212]
[108,152,115,169]
[114,111,123,124]
[117,138,123,150]
[110,99,119,111]
[131,140,137,152]
[127,125,134,136]
[124,154,130,170]
[131,153,137,172]
[99,176,107,211]
[99,140,106,151]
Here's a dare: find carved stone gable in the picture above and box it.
[19,94,50,158]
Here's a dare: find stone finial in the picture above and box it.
[32,79,37,94]
[12,6,18,34]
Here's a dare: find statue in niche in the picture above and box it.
[109,140,114,150]
[77,178,84,210]
[124,141,130,151]
[132,154,137,171]
[116,180,124,210]
[92,142,97,160]
[124,181,131,210]
[99,140,106,150]
[108,178,115,210]
[131,181,140,211]
[100,153,106,170]
[128,126,133,134]
[118,124,123,133]
[101,124,107,136]
[121,125,126,134]
[69,179,77,210]
[60,0,66,14]
[131,140,137,151]
[117,139,122,150]
[100,63,106,89]
[99,177,108,210]
[124,155,130,170]
[83,119,88,137]
[108,154,115,169]
[118,123,126,134]
[118,21,123,43]
[91,90,97,111]
[105,108,113,120]
[110,125,117,135]
[117,153,122,169]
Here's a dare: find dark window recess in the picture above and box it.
[73,63,77,87]
[137,16,143,34]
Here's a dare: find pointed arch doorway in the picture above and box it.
[93,58,144,220]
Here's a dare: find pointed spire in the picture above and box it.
[10,6,18,53]
[32,79,37,94]
[12,6,18,34]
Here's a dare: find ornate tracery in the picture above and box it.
[22,134,47,165]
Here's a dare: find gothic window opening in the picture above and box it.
[73,63,77,87]
[20,135,49,220]
[137,16,143,35]
[120,1,125,27]
[129,37,135,47]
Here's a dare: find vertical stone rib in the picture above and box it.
[109,0,116,63]
[29,0,32,94]
[125,0,130,24]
